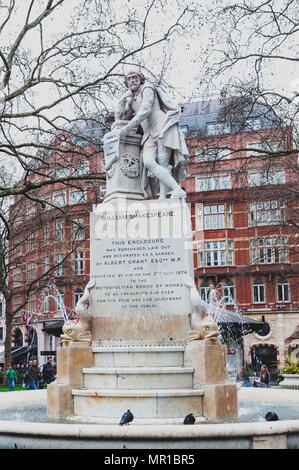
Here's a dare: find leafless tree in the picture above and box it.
[0,0,197,198]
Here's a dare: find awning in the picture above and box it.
[216,309,263,341]
[42,320,64,337]
[0,346,28,363]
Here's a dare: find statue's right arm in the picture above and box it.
[119,87,154,135]
[115,89,133,120]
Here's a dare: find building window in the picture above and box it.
[0,327,3,341]
[44,256,50,274]
[57,167,70,178]
[198,204,232,230]
[74,251,84,275]
[195,148,230,162]
[244,118,262,131]
[43,223,50,245]
[74,162,89,176]
[277,279,290,302]
[55,254,65,276]
[27,294,36,314]
[196,174,231,192]
[249,200,285,226]
[180,125,189,136]
[73,218,84,240]
[57,290,64,312]
[55,220,64,242]
[253,279,265,303]
[248,170,285,187]
[27,232,36,252]
[223,282,235,304]
[43,196,52,211]
[13,295,22,311]
[206,122,231,135]
[13,267,22,288]
[0,302,2,317]
[54,192,66,207]
[247,140,283,157]
[71,191,86,205]
[197,240,234,267]
[250,237,287,264]
[44,294,49,313]
[74,290,83,307]
[27,261,36,283]
[200,282,212,302]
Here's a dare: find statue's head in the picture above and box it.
[124,67,145,91]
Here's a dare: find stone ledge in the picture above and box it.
[82,367,194,374]
[72,388,204,397]
[92,346,186,352]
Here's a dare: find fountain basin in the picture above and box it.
[0,389,299,449]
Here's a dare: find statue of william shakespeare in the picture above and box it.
[105,68,189,200]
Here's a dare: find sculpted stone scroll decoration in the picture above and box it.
[61,280,95,345]
[184,276,220,343]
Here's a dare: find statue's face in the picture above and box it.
[126,72,141,92]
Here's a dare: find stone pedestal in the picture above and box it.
[47,343,93,419]
[184,340,238,421]
[103,122,143,202]
[90,199,194,346]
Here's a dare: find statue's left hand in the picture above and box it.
[118,124,132,137]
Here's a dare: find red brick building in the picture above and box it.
[7,100,299,376]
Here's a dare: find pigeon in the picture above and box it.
[183,413,196,425]
[265,411,279,421]
[119,409,134,425]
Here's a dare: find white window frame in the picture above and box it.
[74,251,84,275]
[71,191,86,205]
[253,279,265,304]
[250,237,288,265]
[55,220,65,242]
[196,174,231,192]
[277,279,290,303]
[249,200,285,227]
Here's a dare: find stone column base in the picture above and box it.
[184,340,237,422]
[47,342,93,419]
[47,383,73,420]
[202,383,238,422]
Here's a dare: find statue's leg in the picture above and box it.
[143,142,186,199]
[157,146,172,199]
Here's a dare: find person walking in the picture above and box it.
[259,364,271,388]
[42,357,56,385]
[27,359,41,390]
[6,365,17,391]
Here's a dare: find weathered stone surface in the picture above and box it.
[202,383,238,422]
[90,199,193,345]
[184,340,227,386]
[56,344,93,387]
[47,383,73,420]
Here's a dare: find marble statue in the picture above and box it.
[113,68,189,199]
[184,276,220,342]
[60,280,95,345]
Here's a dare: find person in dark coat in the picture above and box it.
[42,357,56,384]
[27,359,41,390]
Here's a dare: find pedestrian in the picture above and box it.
[259,364,271,388]
[24,360,33,390]
[6,365,17,391]
[42,357,56,385]
[27,359,41,390]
